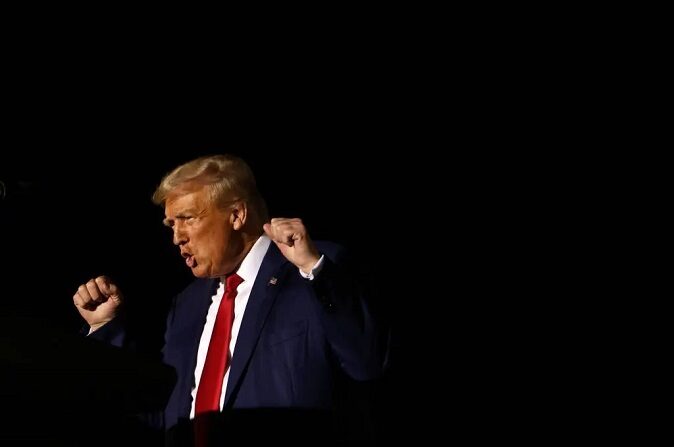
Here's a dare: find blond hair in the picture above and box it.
[152,154,268,222]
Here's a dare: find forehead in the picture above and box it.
[164,188,211,216]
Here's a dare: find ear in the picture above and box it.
[229,201,248,230]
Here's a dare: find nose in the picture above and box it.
[172,224,187,246]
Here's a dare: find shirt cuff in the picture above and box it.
[299,255,325,280]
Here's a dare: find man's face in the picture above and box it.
[163,187,235,278]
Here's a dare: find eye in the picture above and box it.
[178,215,198,226]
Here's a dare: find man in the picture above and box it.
[72,154,388,445]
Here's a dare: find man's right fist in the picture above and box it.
[73,275,123,330]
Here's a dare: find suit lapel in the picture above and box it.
[224,243,289,406]
[179,278,220,416]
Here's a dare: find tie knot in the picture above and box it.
[225,273,243,296]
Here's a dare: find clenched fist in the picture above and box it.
[73,275,123,332]
[263,218,320,274]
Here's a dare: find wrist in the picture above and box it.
[299,256,320,274]
[89,320,111,333]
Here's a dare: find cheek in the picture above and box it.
[200,233,222,259]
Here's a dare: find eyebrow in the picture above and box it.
[162,209,200,227]
[162,213,188,227]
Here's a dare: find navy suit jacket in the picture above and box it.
[92,240,388,437]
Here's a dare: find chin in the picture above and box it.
[191,267,209,278]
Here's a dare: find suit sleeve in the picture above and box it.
[85,316,127,347]
[83,308,174,433]
[310,252,390,381]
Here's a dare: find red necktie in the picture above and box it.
[195,273,244,414]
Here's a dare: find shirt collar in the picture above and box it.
[234,234,271,284]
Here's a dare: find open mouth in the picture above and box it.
[181,251,196,268]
